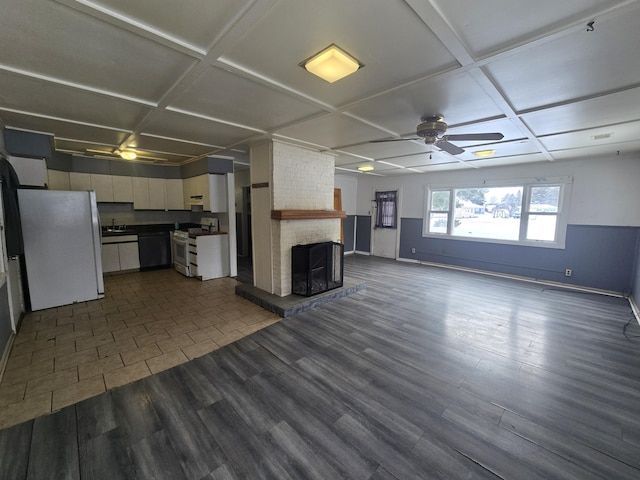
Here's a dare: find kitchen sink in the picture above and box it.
[105,227,128,233]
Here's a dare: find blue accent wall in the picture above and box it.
[399,218,639,293]
[343,215,355,252]
[356,215,371,252]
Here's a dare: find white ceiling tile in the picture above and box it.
[1,110,129,146]
[142,110,257,147]
[486,10,640,111]
[275,113,390,149]
[521,87,640,136]
[171,66,325,131]
[345,72,506,136]
[222,0,458,107]
[431,0,627,57]
[0,0,197,102]
[80,0,253,51]
[540,120,640,151]
[0,71,151,130]
[131,134,219,158]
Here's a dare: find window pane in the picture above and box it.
[530,186,560,213]
[527,215,557,241]
[429,213,448,233]
[431,190,450,211]
[452,186,522,240]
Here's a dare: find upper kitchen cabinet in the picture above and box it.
[8,156,48,187]
[183,174,227,212]
[91,174,114,202]
[209,174,227,213]
[132,177,150,209]
[132,177,166,210]
[69,172,92,191]
[149,178,166,210]
[165,178,184,210]
[47,170,71,190]
[112,175,134,202]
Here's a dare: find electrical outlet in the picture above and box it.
[565,268,572,277]
[411,247,416,254]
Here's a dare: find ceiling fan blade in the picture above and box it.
[436,140,464,155]
[446,133,504,142]
[370,137,421,143]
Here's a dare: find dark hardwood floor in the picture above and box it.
[2,255,640,479]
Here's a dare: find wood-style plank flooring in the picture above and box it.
[2,255,640,479]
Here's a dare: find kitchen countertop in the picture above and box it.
[101,223,174,237]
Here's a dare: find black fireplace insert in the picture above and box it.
[291,241,344,296]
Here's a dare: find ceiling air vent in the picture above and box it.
[592,133,612,140]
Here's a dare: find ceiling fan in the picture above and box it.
[371,114,504,155]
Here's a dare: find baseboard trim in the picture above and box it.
[629,296,640,326]
[355,250,371,256]
[416,260,624,298]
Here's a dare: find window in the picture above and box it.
[375,190,397,229]
[424,177,571,248]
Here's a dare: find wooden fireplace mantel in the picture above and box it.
[271,209,347,220]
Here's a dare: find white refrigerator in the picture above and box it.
[18,189,104,311]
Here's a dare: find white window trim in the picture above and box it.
[423,176,572,249]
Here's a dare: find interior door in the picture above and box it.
[371,189,399,259]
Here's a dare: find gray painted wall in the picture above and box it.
[343,215,355,252]
[632,235,640,305]
[356,215,371,252]
[399,218,639,293]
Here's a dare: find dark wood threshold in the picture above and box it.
[271,209,346,220]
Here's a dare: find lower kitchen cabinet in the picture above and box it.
[101,235,140,273]
[189,234,229,280]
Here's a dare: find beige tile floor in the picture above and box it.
[0,268,279,430]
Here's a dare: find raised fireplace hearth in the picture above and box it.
[292,241,344,297]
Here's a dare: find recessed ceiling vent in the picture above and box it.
[592,133,613,140]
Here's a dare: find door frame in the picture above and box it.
[370,186,402,260]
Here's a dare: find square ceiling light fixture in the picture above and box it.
[302,44,362,83]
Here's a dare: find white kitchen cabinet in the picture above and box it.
[101,243,121,273]
[132,177,150,210]
[47,170,71,190]
[188,233,230,280]
[112,175,133,202]
[209,174,227,212]
[70,172,92,191]
[8,156,48,187]
[118,242,141,270]
[149,178,166,210]
[91,174,114,202]
[165,178,184,210]
[102,235,139,273]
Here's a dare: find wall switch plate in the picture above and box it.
[411,247,416,254]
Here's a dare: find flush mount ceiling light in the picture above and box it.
[302,44,362,83]
[120,151,137,160]
[357,164,374,172]
[473,149,496,157]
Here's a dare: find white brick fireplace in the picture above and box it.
[250,140,343,297]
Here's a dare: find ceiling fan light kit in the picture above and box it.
[303,44,361,83]
[120,151,137,160]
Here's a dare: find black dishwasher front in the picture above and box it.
[138,231,171,271]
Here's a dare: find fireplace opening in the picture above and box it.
[291,242,344,296]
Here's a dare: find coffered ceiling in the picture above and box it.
[0,0,639,175]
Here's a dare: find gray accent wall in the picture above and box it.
[356,215,371,252]
[632,234,640,306]
[343,215,355,252]
[399,218,639,293]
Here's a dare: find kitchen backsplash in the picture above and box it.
[98,203,192,226]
